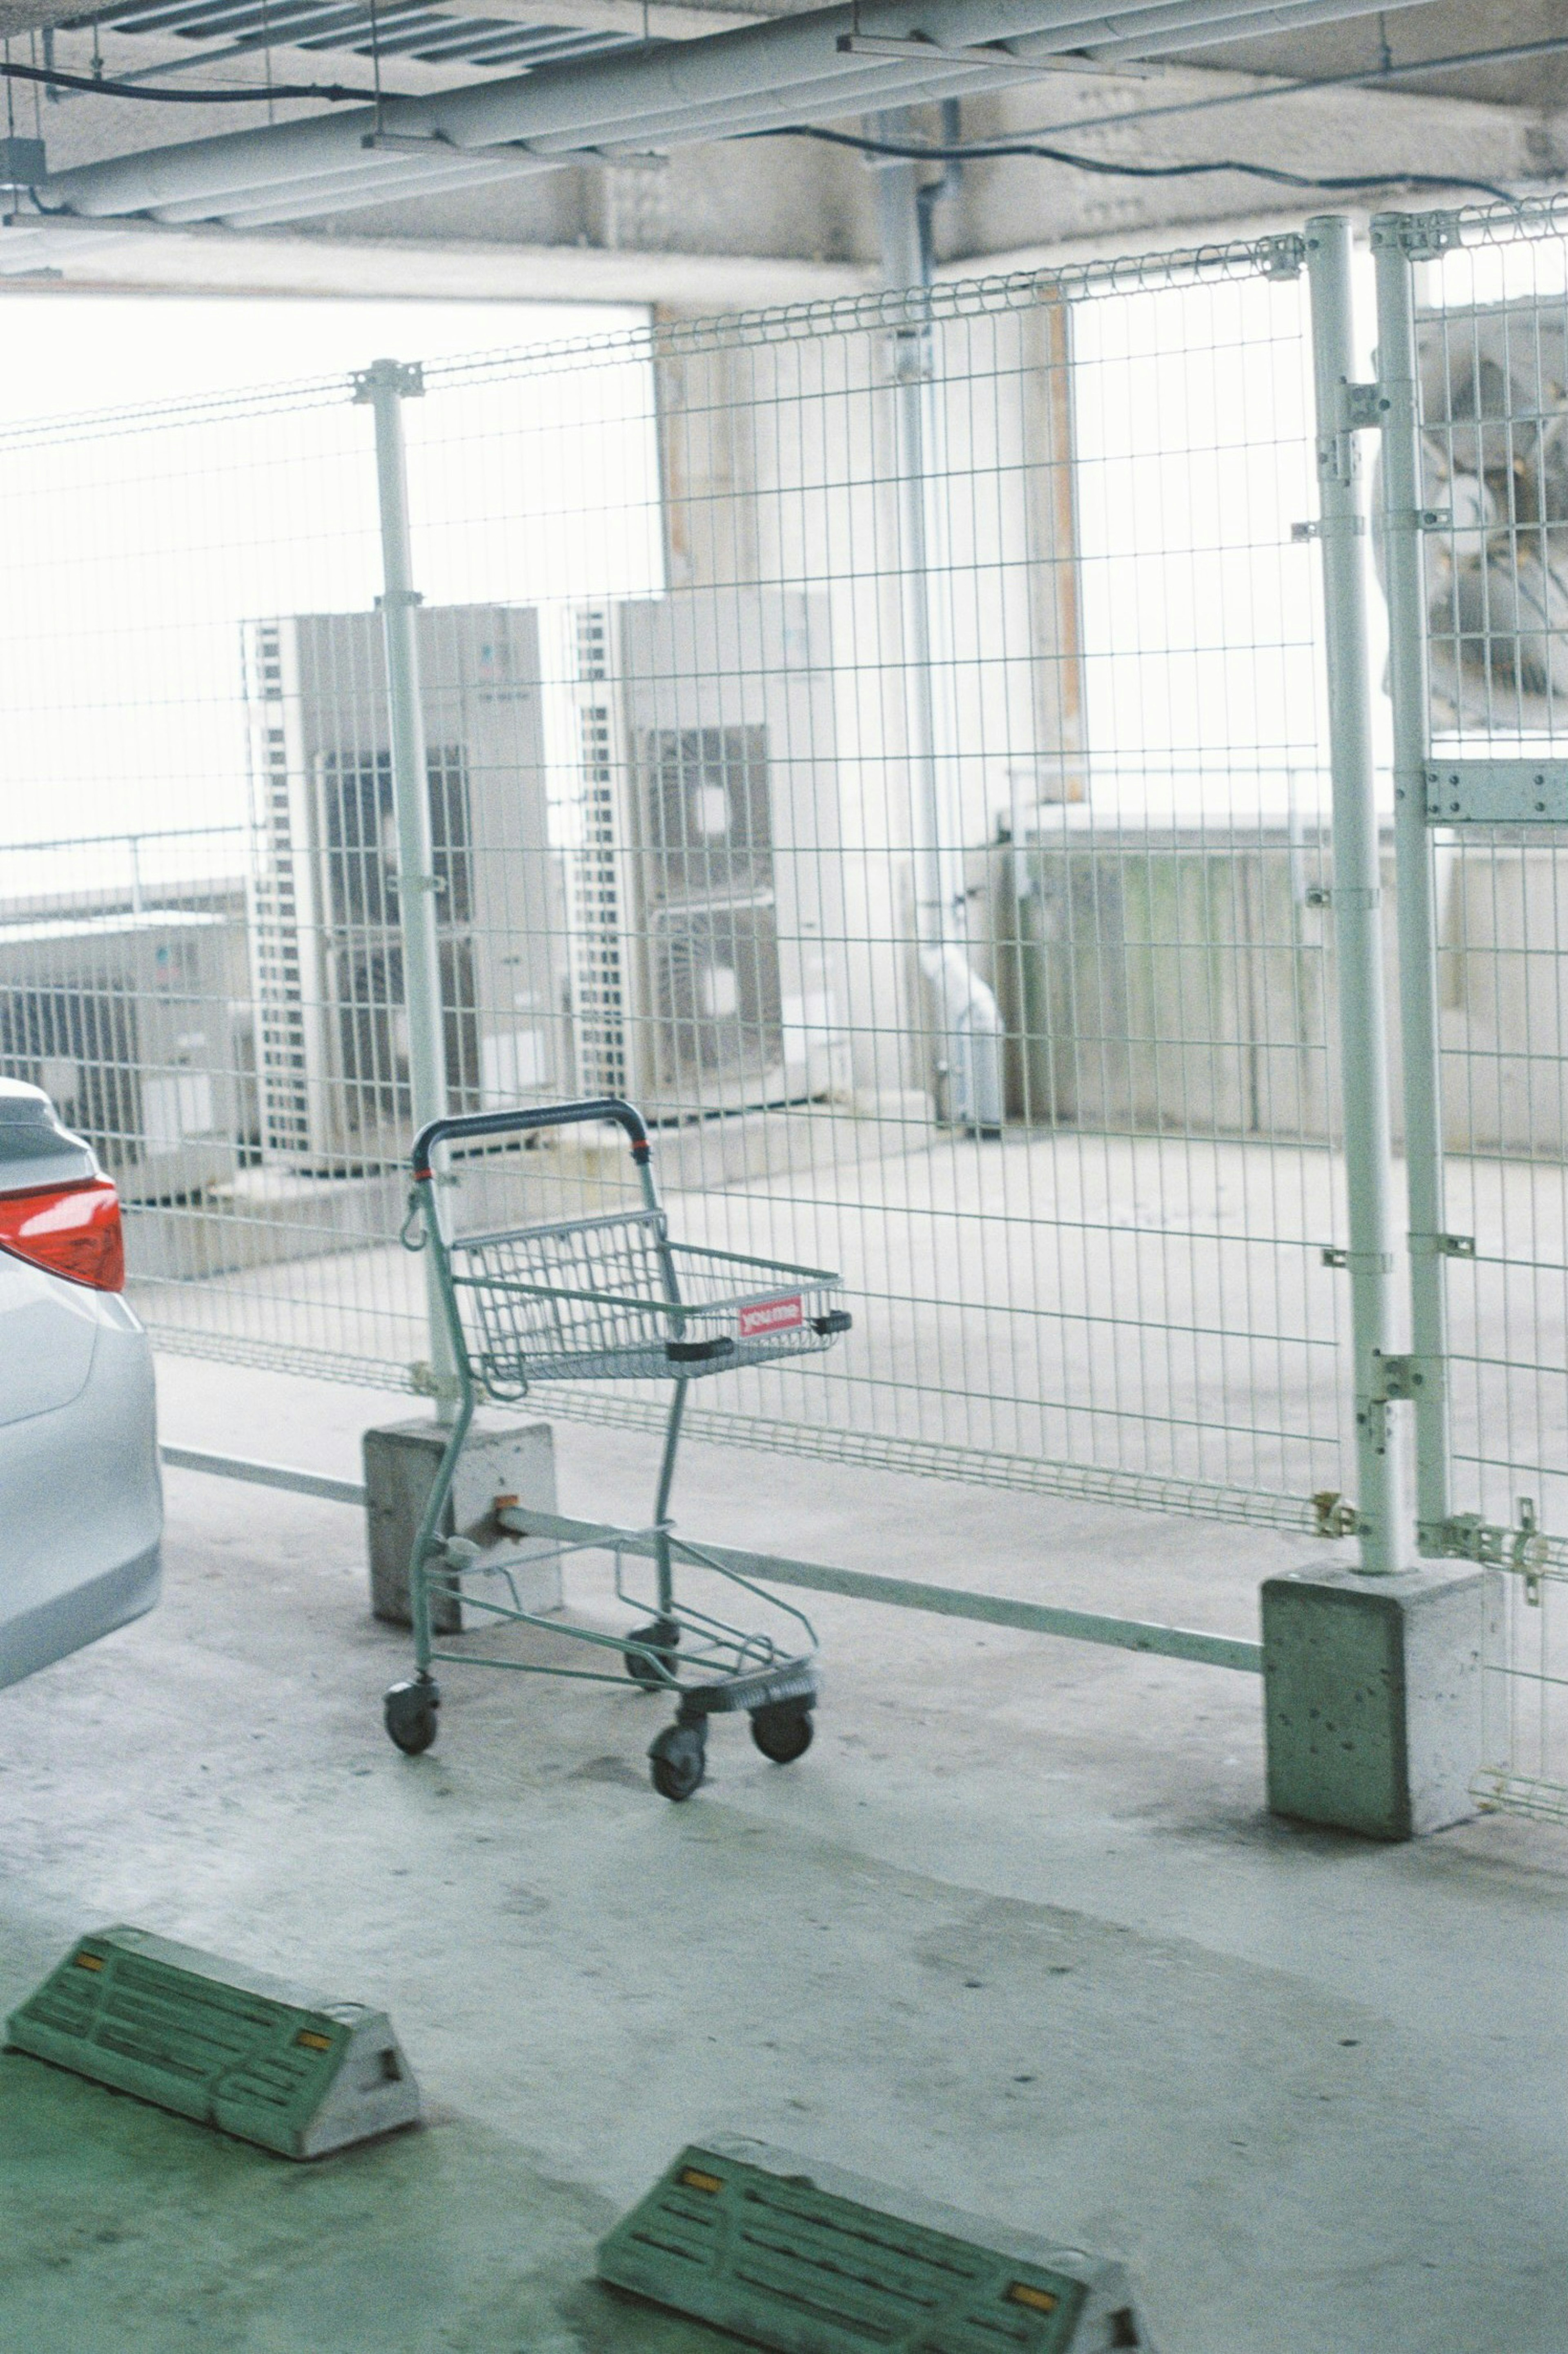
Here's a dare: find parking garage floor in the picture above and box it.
[0,1356,1563,2354]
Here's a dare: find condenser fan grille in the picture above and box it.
[650,900,783,1086]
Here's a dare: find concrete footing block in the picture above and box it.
[364,1415,560,1632]
[1262,1563,1489,1839]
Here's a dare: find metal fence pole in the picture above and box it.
[873,119,1004,1132]
[1305,216,1406,1572]
[1371,213,1451,1554]
[354,356,456,1414]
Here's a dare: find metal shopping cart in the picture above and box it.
[383,1098,851,1801]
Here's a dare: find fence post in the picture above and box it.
[872,120,1004,1133]
[354,357,456,1415]
[1303,216,1406,1574]
[1370,214,1451,1554]
[1264,220,1488,1837]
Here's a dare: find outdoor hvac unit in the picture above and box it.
[244,605,564,1169]
[1416,298,1568,733]
[566,588,845,1120]
[0,911,238,1201]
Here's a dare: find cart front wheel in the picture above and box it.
[649,1722,706,1802]
[384,1677,439,1756]
[625,1617,679,1689]
[750,1701,814,1765]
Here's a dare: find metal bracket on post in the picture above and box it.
[1256,232,1306,281]
[1312,1490,1359,1540]
[352,357,425,406]
[1434,1500,1548,1600]
[1370,209,1462,260]
[1424,761,1568,824]
[1370,1350,1434,1403]
[1341,381,1390,431]
[1291,515,1365,543]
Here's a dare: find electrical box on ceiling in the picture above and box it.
[6,1924,421,2159]
[598,2136,1158,2351]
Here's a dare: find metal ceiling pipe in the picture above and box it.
[1083,0,1432,62]
[450,0,1432,165]
[214,155,526,224]
[35,0,1183,215]
[147,154,472,222]
[39,0,1436,225]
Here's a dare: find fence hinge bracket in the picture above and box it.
[1386,505,1450,531]
[1410,1230,1476,1259]
[1436,1500,1548,1595]
[352,358,425,403]
[1292,514,1365,543]
[1256,232,1306,280]
[1341,381,1389,431]
[1425,761,1568,824]
[1321,1246,1394,1273]
[1370,208,1462,258]
[1301,885,1382,913]
[1370,1350,1430,1403]
[1312,1490,1359,1540]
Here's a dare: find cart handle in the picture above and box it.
[411,1097,651,1181]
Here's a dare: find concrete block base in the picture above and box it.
[364,1416,560,1632]
[1262,1563,1488,1839]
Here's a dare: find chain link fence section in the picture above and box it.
[0,239,1356,1538]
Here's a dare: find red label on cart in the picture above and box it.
[739,1295,804,1338]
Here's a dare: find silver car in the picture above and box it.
[0,1078,161,1688]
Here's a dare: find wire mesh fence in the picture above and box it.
[11,214,1568,1817]
[1385,196,1568,1816]
[0,238,1366,1546]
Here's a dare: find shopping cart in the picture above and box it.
[383,1097,851,1800]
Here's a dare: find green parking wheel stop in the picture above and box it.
[597,2136,1157,2350]
[6,1924,421,2159]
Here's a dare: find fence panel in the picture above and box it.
[1383,198,1568,1817]
[0,241,1355,1561]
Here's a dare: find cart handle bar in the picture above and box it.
[411,1097,650,1181]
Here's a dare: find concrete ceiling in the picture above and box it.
[0,0,1557,301]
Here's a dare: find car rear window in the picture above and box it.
[0,1085,97,1196]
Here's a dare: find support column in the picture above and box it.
[1263,219,1483,1840]
[1371,212,1451,1552]
[872,115,1002,1134]
[353,356,457,1416]
[1305,216,1405,1577]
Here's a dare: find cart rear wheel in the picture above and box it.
[625,1617,679,1689]
[750,1701,814,1765]
[649,1722,706,1802]
[384,1677,439,1756]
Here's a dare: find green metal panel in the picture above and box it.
[5,1925,421,2159]
[598,2138,1156,2352]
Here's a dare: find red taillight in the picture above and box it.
[0,1178,125,1292]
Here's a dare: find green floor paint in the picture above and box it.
[0,2054,742,2354]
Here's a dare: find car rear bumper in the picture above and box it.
[0,1540,161,1693]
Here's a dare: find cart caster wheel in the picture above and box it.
[384,1677,439,1756]
[625,1617,679,1690]
[750,1701,814,1765]
[648,1722,706,1802]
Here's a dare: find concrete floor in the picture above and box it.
[1,1355,1564,2354]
